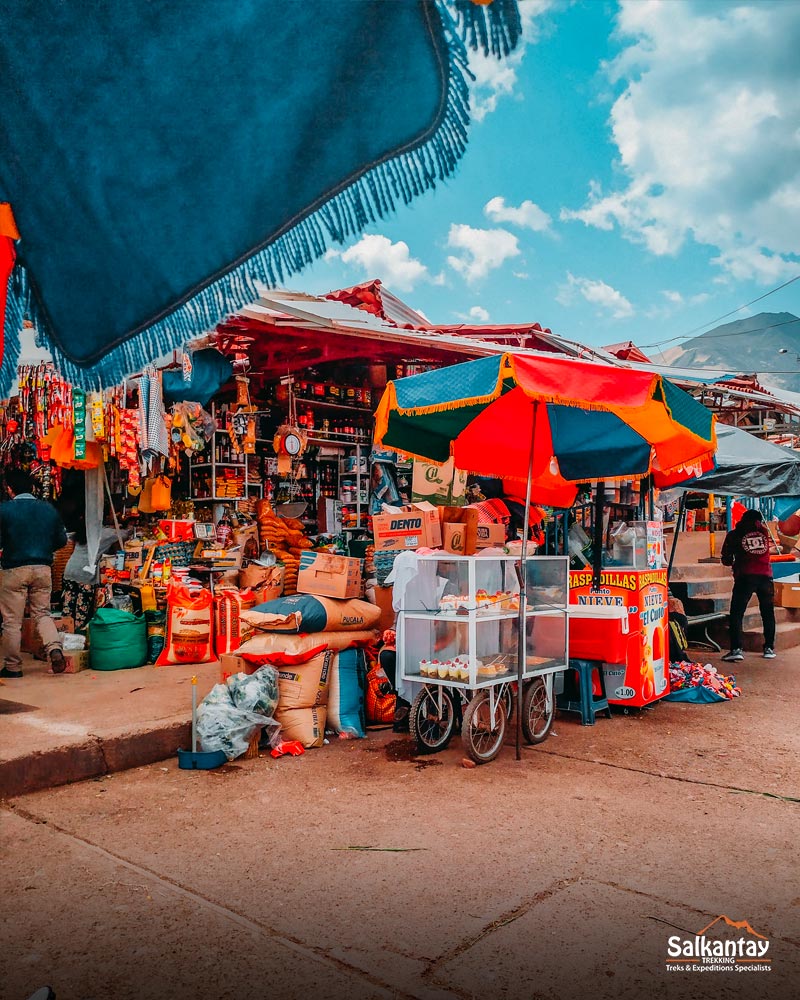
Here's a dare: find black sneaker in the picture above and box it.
[721,648,744,662]
[763,647,776,659]
[0,666,23,678]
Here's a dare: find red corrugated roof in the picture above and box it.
[604,341,652,363]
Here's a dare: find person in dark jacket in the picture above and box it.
[0,468,68,676]
[720,508,776,661]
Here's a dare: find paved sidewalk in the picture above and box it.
[2,652,799,1000]
[2,643,798,802]
[0,654,222,797]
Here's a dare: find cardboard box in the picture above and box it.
[475,522,506,549]
[441,506,480,555]
[240,562,284,600]
[775,581,800,608]
[370,584,396,633]
[297,552,362,599]
[63,650,91,673]
[443,521,467,555]
[22,615,75,659]
[219,653,249,680]
[123,539,145,573]
[411,458,467,506]
[372,502,443,551]
[193,542,243,568]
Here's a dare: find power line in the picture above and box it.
[640,272,800,349]
[682,315,800,343]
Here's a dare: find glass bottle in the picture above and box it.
[216,506,233,545]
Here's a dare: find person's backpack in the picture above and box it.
[669,611,690,662]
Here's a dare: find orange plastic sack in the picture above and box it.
[41,423,102,469]
[365,649,396,726]
[236,629,378,667]
[214,589,248,656]
[156,584,215,665]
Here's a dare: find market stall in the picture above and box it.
[373,351,717,762]
[0,316,721,765]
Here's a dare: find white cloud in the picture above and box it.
[512,271,530,280]
[446,224,520,283]
[484,196,551,232]
[328,234,428,291]
[560,0,800,283]
[469,306,490,322]
[557,272,634,319]
[662,290,684,305]
[465,1,553,121]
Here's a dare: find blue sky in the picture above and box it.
[297,0,800,361]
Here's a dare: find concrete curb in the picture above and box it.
[0,720,191,799]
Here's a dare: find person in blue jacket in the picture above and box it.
[0,468,67,676]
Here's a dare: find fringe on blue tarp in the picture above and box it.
[1,264,26,394]
[0,0,522,396]
[453,0,522,58]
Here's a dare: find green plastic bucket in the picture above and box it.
[88,607,148,670]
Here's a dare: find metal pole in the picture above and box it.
[708,492,716,558]
[667,493,687,580]
[592,481,606,591]
[191,675,198,753]
[516,400,537,762]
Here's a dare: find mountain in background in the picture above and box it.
[661,312,800,392]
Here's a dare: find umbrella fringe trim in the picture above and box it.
[391,395,641,418]
[0,0,523,394]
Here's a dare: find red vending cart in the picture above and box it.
[568,567,669,707]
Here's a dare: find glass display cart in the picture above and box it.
[397,554,568,763]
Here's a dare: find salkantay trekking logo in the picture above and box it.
[666,915,771,974]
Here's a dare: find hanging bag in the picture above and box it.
[150,474,172,511]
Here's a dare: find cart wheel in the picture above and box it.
[410,687,456,755]
[521,677,554,744]
[461,690,507,764]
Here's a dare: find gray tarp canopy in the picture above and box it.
[679,423,800,498]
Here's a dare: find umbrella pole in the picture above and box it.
[592,481,606,591]
[667,493,687,580]
[516,401,537,762]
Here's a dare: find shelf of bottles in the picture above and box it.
[265,377,374,446]
[187,403,263,502]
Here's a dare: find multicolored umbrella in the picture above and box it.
[375,350,717,761]
[375,352,717,507]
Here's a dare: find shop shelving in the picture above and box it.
[186,403,263,502]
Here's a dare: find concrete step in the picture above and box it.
[708,610,800,652]
[670,563,726,581]
[682,595,795,619]
[742,621,800,653]
[684,594,731,615]
[671,576,732,597]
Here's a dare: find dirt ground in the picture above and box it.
[2,649,799,1000]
